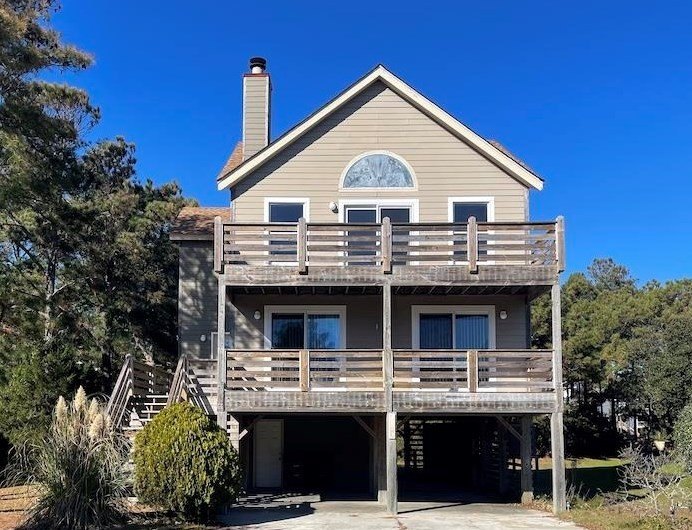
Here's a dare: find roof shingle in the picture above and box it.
[170,206,231,240]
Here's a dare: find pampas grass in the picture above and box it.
[3,387,130,530]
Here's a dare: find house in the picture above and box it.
[111,57,566,514]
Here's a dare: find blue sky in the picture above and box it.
[52,1,692,283]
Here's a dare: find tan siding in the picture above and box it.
[243,76,269,159]
[230,294,527,350]
[232,81,528,222]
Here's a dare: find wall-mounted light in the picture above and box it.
[499,310,508,320]
[200,334,207,342]
[329,201,338,213]
[253,310,262,320]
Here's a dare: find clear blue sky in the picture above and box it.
[53,1,692,283]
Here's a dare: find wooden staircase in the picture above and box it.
[107,354,219,435]
[106,355,173,435]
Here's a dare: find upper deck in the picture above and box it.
[213,216,565,288]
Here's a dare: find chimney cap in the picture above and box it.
[249,57,267,74]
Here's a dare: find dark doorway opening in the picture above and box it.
[282,416,371,498]
[399,416,517,501]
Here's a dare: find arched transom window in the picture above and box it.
[341,152,415,189]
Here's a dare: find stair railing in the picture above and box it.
[106,354,134,430]
[166,354,188,406]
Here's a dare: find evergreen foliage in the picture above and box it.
[133,403,243,520]
[673,403,692,472]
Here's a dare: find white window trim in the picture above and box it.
[447,196,495,222]
[337,198,420,223]
[263,305,347,350]
[411,305,497,349]
[264,197,311,222]
[338,150,418,191]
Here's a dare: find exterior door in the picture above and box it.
[254,419,283,488]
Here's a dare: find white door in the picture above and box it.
[254,419,283,488]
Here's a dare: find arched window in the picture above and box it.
[341,152,415,189]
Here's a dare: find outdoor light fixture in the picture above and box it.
[200,334,207,342]
[329,201,338,213]
[253,310,262,320]
[499,310,508,320]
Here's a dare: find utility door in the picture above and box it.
[254,419,283,488]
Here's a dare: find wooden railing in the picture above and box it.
[106,355,173,429]
[222,349,553,393]
[226,349,384,391]
[215,217,565,274]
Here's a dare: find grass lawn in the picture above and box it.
[535,456,626,498]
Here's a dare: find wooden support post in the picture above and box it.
[555,216,565,273]
[521,415,534,504]
[299,349,309,392]
[382,283,393,411]
[551,283,566,513]
[381,217,392,274]
[467,215,478,274]
[214,216,223,274]
[386,411,398,514]
[297,217,307,274]
[216,281,227,431]
[467,350,478,392]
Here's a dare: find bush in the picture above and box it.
[673,401,692,472]
[3,387,129,530]
[133,402,242,520]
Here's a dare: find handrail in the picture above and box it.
[222,348,553,393]
[106,354,173,430]
[106,354,134,430]
[216,217,564,273]
[166,354,188,406]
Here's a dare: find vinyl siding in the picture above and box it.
[229,294,527,350]
[243,75,269,159]
[178,241,219,358]
[232,81,529,223]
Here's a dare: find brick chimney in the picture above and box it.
[242,57,271,160]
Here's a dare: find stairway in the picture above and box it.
[124,394,169,433]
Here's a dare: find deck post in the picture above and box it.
[297,217,307,274]
[520,415,534,504]
[467,349,478,392]
[383,283,393,411]
[385,411,398,514]
[381,217,392,274]
[555,216,565,273]
[467,216,478,273]
[299,349,309,392]
[216,281,227,431]
[551,283,566,513]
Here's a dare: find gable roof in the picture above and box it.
[217,65,544,192]
[217,141,244,181]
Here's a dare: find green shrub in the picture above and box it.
[133,402,242,520]
[3,387,129,530]
[673,401,692,472]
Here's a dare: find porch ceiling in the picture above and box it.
[229,284,550,299]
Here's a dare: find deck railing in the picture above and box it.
[222,349,553,393]
[214,217,565,274]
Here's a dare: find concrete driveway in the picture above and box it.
[220,495,582,529]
